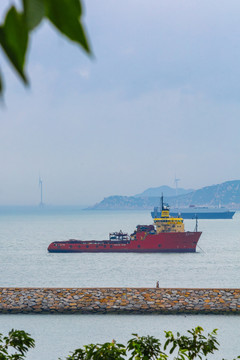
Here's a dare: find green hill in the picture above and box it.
[134,185,193,197]
[90,180,240,210]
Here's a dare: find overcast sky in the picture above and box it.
[1,0,240,206]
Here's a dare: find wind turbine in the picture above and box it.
[174,175,180,208]
[39,176,44,207]
[174,176,180,197]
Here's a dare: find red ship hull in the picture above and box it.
[48,231,202,253]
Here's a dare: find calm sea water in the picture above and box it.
[0,207,239,359]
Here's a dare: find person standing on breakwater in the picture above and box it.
[156,281,159,288]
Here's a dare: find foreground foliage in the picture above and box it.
[0,0,91,97]
[1,327,239,359]
[62,327,240,360]
[0,329,35,359]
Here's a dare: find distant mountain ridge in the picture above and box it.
[134,185,193,197]
[171,180,240,208]
[90,180,240,210]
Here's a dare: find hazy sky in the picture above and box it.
[1,0,240,206]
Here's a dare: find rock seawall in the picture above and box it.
[0,288,239,314]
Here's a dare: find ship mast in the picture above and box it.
[194,215,198,232]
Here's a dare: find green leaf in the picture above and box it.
[7,329,35,354]
[0,6,28,84]
[169,343,177,354]
[22,0,45,31]
[44,0,91,54]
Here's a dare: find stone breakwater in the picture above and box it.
[0,288,239,314]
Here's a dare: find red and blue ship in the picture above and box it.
[48,197,201,253]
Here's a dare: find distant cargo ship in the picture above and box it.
[48,197,201,253]
[151,205,235,219]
